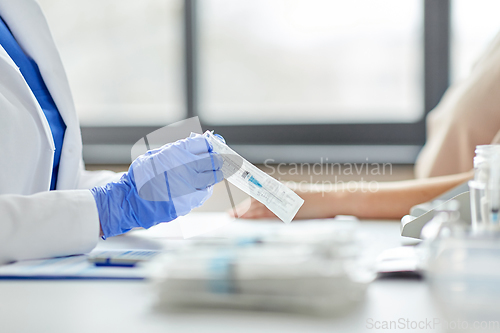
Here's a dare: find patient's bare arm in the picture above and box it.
[232,171,474,220]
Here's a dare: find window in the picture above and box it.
[451,0,500,84]
[198,0,423,125]
[35,0,454,163]
[38,0,184,126]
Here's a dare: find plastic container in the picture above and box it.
[470,145,500,233]
[473,145,500,183]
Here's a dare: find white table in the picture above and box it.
[0,217,443,333]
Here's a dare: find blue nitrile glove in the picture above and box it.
[90,134,224,238]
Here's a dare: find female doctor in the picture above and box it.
[0,0,223,265]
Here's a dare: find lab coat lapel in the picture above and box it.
[0,40,54,193]
[0,0,82,190]
[0,1,54,149]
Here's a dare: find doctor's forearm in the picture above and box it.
[324,171,474,219]
[0,191,99,264]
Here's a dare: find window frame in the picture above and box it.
[81,0,450,164]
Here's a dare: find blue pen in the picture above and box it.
[88,250,159,267]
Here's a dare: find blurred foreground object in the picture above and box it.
[426,236,500,332]
[470,145,500,233]
[152,220,374,315]
[421,199,500,332]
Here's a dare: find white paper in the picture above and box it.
[0,252,153,280]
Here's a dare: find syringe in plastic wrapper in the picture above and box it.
[204,131,304,223]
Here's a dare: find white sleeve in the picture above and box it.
[76,160,125,189]
[0,190,100,265]
[77,169,126,189]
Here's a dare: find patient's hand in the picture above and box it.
[230,191,338,220]
[230,197,276,219]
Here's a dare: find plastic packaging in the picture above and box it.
[205,130,304,223]
[152,221,374,315]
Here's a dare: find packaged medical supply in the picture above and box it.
[204,131,304,223]
[152,220,373,315]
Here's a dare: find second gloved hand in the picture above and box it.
[90,134,224,238]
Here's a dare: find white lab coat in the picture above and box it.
[0,0,122,264]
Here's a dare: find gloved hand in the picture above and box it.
[90,134,224,238]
